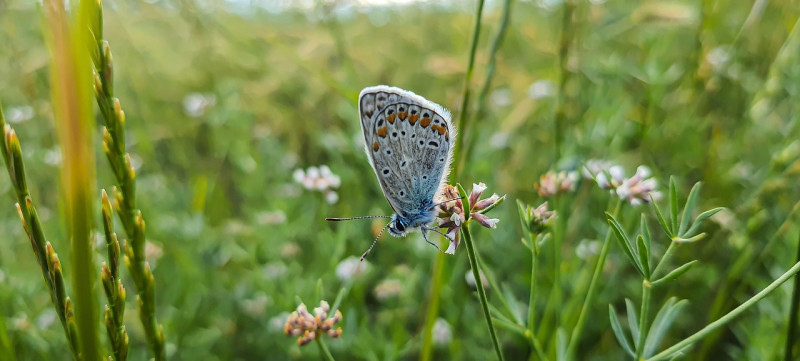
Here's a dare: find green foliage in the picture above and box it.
[0,0,799,360]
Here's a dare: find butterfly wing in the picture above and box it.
[358,86,455,222]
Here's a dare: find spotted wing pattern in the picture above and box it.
[358,86,455,221]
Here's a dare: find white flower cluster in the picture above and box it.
[293,165,341,204]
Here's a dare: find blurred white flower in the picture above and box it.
[256,210,287,225]
[294,165,341,204]
[44,147,62,166]
[336,256,369,282]
[280,243,301,258]
[706,46,730,71]
[576,239,601,260]
[36,309,57,329]
[616,166,662,206]
[490,88,512,107]
[269,312,291,333]
[528,80,555,99]
[263,262,288,280]
[183,93,216,117]
[535,170,579,198]
[465,270,489,289]
[432,318,453,347]
[374,278,403,300]
[489,131,510,149]
[145,241,163,261]
[241,292,270,317]
[5,106,33,123]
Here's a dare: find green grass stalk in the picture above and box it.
[422,1,485,358]
[784,233,800,361]
[462,223,505,361]
[91,1,166,358]
[565,198,622,360]
[43,0,101,358]
[648,259,800,361]
[316,337,336,361]
[635,281,652,360]
[553,0,575,160]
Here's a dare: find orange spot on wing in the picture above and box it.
[436,125,446,135]
[445,131,450,141]
[387,114,396,124]
[409,114,419,125]
[377,126,387,138]
[373,142,379,151]
[420,117,432,128]
[398,111,408,120]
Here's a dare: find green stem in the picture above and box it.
[566,198,622,360]
[420,253,446,361]
[528,234,538,336]
[648,260,800,361]
[316,337,336,361]
[651,241,677,279]
[451,0,485,179]
[552,196,563,329]
[784,234,800,361]
[463,223,505,361]
[553,0,575,160]
[423,1,485,358]
[635,281,652,360]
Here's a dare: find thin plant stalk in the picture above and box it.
[422,0,486,357]
[463,0,513,165]
[462,223,505,361]
[553,0,575,160]
[647,259,800,361]
[44,0,101,358]
[784,233,800,361]
[565,198,622,360]
[635,281,652,360]
[91,1,166,358]
[316,337,336,361]
[651,241,677,279]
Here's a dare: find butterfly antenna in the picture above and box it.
[421,228,446,253]
[326,215,392,222]
[427,196,465,210]
[361,221,392,261]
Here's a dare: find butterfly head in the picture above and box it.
[387,214,410,237]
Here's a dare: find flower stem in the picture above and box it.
[553,0,575,160]
[462,223,505,361]
[651,241,677,279]
[635,280,652,360]
[451,0,485,178]
[784,233,800,361]
[647,259,800,361]
[565,198,622,360]
[316,337,336,361]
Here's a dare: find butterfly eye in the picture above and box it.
[395,222,405,232]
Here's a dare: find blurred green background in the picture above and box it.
[1,0,800,360]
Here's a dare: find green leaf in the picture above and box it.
[556,327,567,361]
[609,305,635,357]
[669,177,679,234]
[456,183,470,221]
[637,235,651,279]
[651,194,673,238]
[478,194,505,214]
[651,260,698,288]
[641,214,652,271]
[516,199,530,234]
[520,237,532,252]
[643,298,688,357]
[625,298,640,345]
[685,207,724,237]
[678,182,702,236]
[607,213,644,277]
[501,283,524,324]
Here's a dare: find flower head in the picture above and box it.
[535,171,579,198]
[528,202,555,234]
[284,300,343,346]
[616,166,661,206]
[293,165,341,204]
[436,183,505,254]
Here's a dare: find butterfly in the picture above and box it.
[327,86,458,260]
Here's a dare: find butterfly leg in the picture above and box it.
[422,225,454,241]
[421,228,446,254]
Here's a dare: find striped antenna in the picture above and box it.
[326,215,392,221]
[361,221,392,261]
